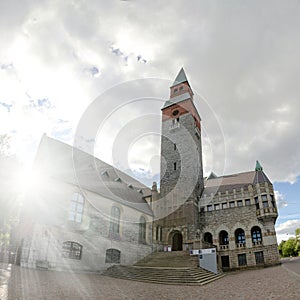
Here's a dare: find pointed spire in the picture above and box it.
[255,160,263,171]
[171,67,189,87]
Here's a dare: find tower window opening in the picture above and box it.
[174,143,176,150]
[174,162,177,170]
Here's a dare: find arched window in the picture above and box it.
[68,193,84,223]
[139,216,146,244]
[105,248,121,264]
[110,206,120,235]
[219,230,229,245]
[204,232,213,244]
[251,226,262,244]
[62,241,82,260]
[235,228,246,246]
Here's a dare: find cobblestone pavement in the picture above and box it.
[3,260,300,300]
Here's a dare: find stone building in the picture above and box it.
[153,68,280,270]
[17,135,153,271]
[16,68,279,272]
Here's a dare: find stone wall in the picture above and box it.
[20,178,153,272]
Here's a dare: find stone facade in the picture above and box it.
[153,68,280,270]
[17,136,153,272]
[154,69,204,251]
[16,68,280,273]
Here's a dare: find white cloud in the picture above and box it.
[0,0,300,186]
[274,190,288,209]
[276,220,300,235]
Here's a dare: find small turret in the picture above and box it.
[255,160,263,171]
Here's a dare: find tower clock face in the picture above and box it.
[172,110,179,116]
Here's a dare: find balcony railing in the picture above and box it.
[236,243,246,248]
[252,241,262,246]
[256,207,277,217]
[219,244,229,250]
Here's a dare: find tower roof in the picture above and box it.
[255,160,263,171]
[171,67,189,87]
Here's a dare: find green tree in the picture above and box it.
[278,240,286,256]
[295,228,300,256]
[282,238,297,257]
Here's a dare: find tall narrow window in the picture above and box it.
[174,162,177,170]
[174,143,177,150]
[62,241,82,260]
[139,216,146,244]
[219,230,229,245]
[156,226,159,240]
[69,193,84,223]
[159,226,163,242]
[110,206,120,235]
[238,253,247,266]
[251,226,262,244]
[235,228,246,245]
[204,232,213,244]
[255,251,264,264]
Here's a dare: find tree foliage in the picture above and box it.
[279,228,300,257]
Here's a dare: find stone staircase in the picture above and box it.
[134,250,198,267]
[103,251,224,285]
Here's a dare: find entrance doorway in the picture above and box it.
[172,232,183,251]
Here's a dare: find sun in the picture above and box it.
[15,166,43,193]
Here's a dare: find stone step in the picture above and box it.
[134,251,198,268]
[103,265,224,286]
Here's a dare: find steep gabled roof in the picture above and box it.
[171,67,189,87]
[202,163,272,196]
[203,171,256,195]
[34,135,153,215]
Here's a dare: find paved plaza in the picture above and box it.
[1,258,299,300]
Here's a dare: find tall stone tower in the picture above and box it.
[154,68,204,251]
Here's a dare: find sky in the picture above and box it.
[0,0,299,242]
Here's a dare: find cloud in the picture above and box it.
[276,219,300,235]
[0,102,13,112]
[0,0,299,186]
[274,190,288,208]
[276,219,300,243]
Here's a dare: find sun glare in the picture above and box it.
[16,166,43,193]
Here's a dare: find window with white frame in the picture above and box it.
[109,206,120,235]
[68,193,84,223]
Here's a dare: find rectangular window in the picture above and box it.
[238,254,247,266]
[263,201,268,208]
[254,197,259,204]
[222,203,227,209]
[174,162,177,170]
[245,199,251,206]
[174,143,177,150]
[69,193,84,223]
[207,205,213,211]
[255,251,264,264]
[261,195,267,201]
[214,204,220,210]
[229,201,235,208]
[237,200,243,207]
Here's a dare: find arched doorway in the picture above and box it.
[172,231,183,251]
